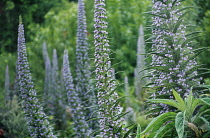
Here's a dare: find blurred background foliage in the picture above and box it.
[194,0,210,79]
[0,0,210,108]
[0,0,152,94]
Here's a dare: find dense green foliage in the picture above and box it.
[193,0,210,79]
[0,96,29,137]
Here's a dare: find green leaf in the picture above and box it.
[108,85,121,97]
[203,131,210,138]
[175,6,194,13]
[199,117,210,130]
[141,112,176,135]
[140,75,152,80]
[148,99,179,109]
[123,124,137,138]
[135,124,141,138]
[178,10,191,21]
[200,98,210,106]
[140,65,170,73]
[112,97,125,108]
[86,117,99,122]
[185,65,202,76]
[145,107,162,118]
[181,36,198,48]
[114,125,123,134]
[153,121,175,138]
[190,47,208,55]
[186,90,193,116]
[142,82,155,88]
[172,0,178,6]
[173,19,183,34]
[187,99,202,118]
[185,31,202,37]
[172,89,186,111]
[193,85,210,91]
[114,110,131,121]
[190,72,210,79]
[174,48,181,64]
[175,111,185,138]
[172,10,191,34]
[191,105,210,123]
[90,130,103,137]
[164,35,173,46]
[191,98,202,110]
[150,52,168,58]
[166,10,170,19]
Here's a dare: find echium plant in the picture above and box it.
[62,50,91,137]
[17,17,56,138]
[148,0,203,114]
[135,24,147,101]
[52,49,66,116]
[75,0,96,128]
[141,89,210,137]
[42,44,66,130]
[94,0,128,137]
[42,42,52,108]
[4,65,11,101]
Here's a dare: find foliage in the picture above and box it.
[25,1,78,94]
[0,96,29,138]
[0,0,152,99]
[193,0,210,79]
[141,90,210,137]
[0,53,16,96]
[106,0,151,82]
[0,0,64,53]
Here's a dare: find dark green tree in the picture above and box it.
[194,0,210,78]
[0,0,62,53]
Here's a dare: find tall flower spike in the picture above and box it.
[62,50,91,137]
[52,49,60,99]
[17,16,56,138]
[94,0,126,137]
[75,0,96,128]
[42,42,52,98]
[42,42,52,111]
[4,65,11,101]
[51,49,67,129]
[51,49,60,111]
[135,24,147,101]
[149,0,201,114]
[124,76,130,107]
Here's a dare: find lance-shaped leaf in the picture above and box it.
[175,111,185,138]
[141,112,176,135]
